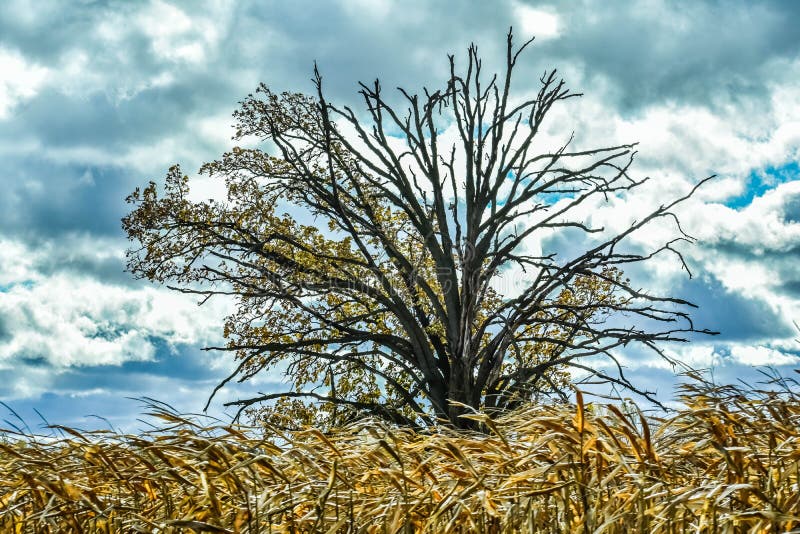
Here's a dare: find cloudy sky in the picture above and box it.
[1,0,799,432]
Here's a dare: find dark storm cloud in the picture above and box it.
[782,192,800,224]
[231,0,515,101]
[0,158,129,238]
[34,249,133,287]
[675,275,795,341]
[0,78,244,241]
[781,280,800,298]
[47,343,221,390]
[0,2,104,63]
[0,315,11,343]
[226,0,800,112]
[710,240,800,260]
[539,0,800,110]
[8,88,188,150]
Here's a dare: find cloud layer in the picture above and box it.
[0,0,799,428]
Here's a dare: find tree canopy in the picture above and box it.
[123,31,713,430]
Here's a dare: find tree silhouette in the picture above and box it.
[123,30,713,430]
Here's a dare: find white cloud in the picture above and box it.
[16,1,236,103]
[0,236,232,369]
[341,0,392,19]
[0,274,229,368]
[0,47,49,119]
[518,55,800,291]
[729,344,800,366]
[674,183,800,327]
[135,0,227,65]
[0,239,39,287]
[665,344,723,369]
[699,182,800,250]
[512,2,560,40]
[529,55,800,191]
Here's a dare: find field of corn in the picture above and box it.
[1,373,799,533]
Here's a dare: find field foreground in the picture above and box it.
[1,375,799,533]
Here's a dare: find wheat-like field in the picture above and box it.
[1,373,799,533]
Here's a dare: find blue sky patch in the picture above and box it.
[0,280,35,293]
[725,161,800,209]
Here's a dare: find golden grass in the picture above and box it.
[1,374,799,533]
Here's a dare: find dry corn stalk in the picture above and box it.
[0,373,799,533]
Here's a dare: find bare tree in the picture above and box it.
[123,30,714,430]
